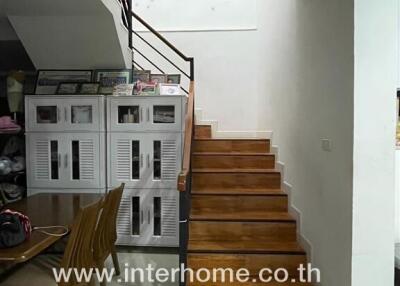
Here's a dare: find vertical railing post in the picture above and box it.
[189,58,194,81]
[128,0,133,48]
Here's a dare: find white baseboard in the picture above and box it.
[195,108,272,139]
[272,145,315,279]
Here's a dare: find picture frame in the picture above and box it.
[35,70,93,95]
[133,70,151,95]
[94,69,132,94]
[133,70,151,82]
[167,74,181,84]
[79,82,100,94]
[139,83,157,96]
[56,82,80,95]
[150,74,167,85]
[159,83,182,96]
[113,84,134,96]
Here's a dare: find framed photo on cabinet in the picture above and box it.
[167,74,181,84]
[35,70,93,95]
[94,69,132,94]
[150,74,167,85]
[79,82,100,94]
[56,82,80,94]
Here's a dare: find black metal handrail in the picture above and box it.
[122,4,194,83]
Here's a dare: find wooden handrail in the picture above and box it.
[178,81,195,192]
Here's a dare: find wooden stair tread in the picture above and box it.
[190,212,294,222]
[192,152,272,156]
[188,241,305,254]
[195,125,212,139]
[192,188,285,195]
[195,138,269,141]
[192,168,280,173]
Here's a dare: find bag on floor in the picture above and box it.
[0,209,31,248]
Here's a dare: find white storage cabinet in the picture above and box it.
[107,95,186,247]
[25,95,106,195]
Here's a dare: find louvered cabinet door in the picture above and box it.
[116,189,148,246]
[143,133,182,189]
[26,133,67,189]
[108,133,147,188]
[62,133,105,189]
[146,190,179,247]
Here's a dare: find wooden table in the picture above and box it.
[0,193,102,263]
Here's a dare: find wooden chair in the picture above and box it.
[93,183,125,284]
[0,198,103,286]
[58,198,103,286]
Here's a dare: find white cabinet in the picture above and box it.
[26,133,106,190]
[25,94,184,247]
[26,95,105,132]
[116,189,179,247]
[107,96,184,132]
[108,132,182,189]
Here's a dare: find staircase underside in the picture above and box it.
[2,0,130,69]
[187,125,312,285]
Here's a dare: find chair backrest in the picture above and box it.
[93,184,125,262]
[59,198,103,286]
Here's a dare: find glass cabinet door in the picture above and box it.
[108,97,146,132]
[27,98,63,132]
[147,97,182,132]
[64,97,102,131]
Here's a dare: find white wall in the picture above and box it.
[136,0,398,284]
[133,1,261,133]
[257,1,354,285]
[352,1,398,284]
[137,1,354,284]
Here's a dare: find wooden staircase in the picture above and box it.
[186,125,312,285]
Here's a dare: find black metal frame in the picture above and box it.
[122,1,194,90]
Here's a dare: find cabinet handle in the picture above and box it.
[147,107,150,122]
[140,154,143,168]
[146,154,150,168]
[64,154,68,168]
[148,210,150,224]
[141,210,144,224]
[140,108,143,122]
[64,107,68,122]
[58,154,61,168]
